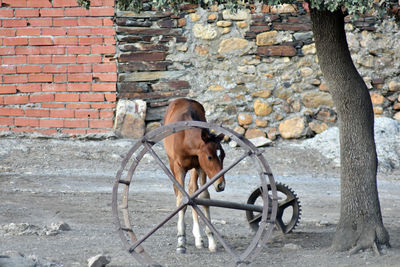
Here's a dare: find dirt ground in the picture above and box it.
[0,136,399,266]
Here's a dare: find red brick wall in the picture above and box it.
[0,0,116,135]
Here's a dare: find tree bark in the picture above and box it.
[309,8,390,252]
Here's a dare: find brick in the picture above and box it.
[91,27,115,35]
[62,128,87,134]
[89,119,113,129]
[38,128,58,135]
[16,28,41,36]
[43,65,67,73]
[103,36,115,45]
[25,109,50,117]
[52,55,76,64]
[67,28,91,36]
[27,0,52,8]
[92,83,116,91]
[40,8,64,17]
[0,65,16,74]
[0,117,13,125]
[75,110,99,119]
[104,93,116,101]
[68,74,92,82]
[29,37,54,46]
[12,127,36,133]
[55,93,79,102]
[0,107,24,116]
[93,73,117,82]
[64,119,88,128]
[15,9,40,17]
[53,18,78,27]
[17,65,42,73]
[28,55,51,64]
[40,119,64,128]
[28,73,53,83]
[102,18,113,26]
[0,85,17,94]
[257,45,297,57]
[16,46,40,55]
[54,74,67,82]
[4,37,28,46]
[0,97,3,105]
[79,37,103,46]
[103,0,115,6]
[68,64,91,73]
[0,28,16,37]
[4,95,29,105]
[2,19,27,28]
[40,46,65,55]
[67,83,91,92]
[0,9,14,17]
[93,64,116,73]
[52,0,79,7]
[80,93,104,102]
[77,55,101,64]
[30,94,54,103]
[42,83,66,92]
[15,46,40,55]
[50,109,75,118]
[99,110,114,118]
[89,0,103,6]
[3,74,28,84]
[66,103,90,109]
[67,46,90,55]
[64,8,90,17]
[41,28,66,36]
[54,37,78,45]
[0,47,15,55]
[28,18,52,27]
[92,45,115,54]
[3,56,27,64]
[78,17,103,26]
[17,83,41,93]
[15,118,39,127]
[91,103,115,109]
[2,0,26,7]
[90,7,115,17]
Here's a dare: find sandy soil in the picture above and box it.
[0,137,399,266]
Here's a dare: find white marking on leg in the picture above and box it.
[190,169,203,249]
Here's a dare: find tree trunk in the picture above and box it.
[309,8,390,252]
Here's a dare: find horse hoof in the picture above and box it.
[209,246,217,253]
[195,239,204,249]
[176,247,186,254]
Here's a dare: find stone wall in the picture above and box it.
[116,3,400,140]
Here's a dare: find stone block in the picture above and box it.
[218,38,249,54]
[193,24,217,40]
[245,128,265,139]
[302,91,334,108]
[309,121,328,134]
[256,31,278,46]
[249,136,272,147]
[257,45,296,57]
[237,113,252,125]
[278,116,305,139]
[370,92,385,105]
[216,21,232,27]
[389,81,400,92]
[254,99,272,116]
[114,99,146,138]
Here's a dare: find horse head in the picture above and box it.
[198,129,226,192]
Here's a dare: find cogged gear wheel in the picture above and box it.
[246,182,301,234]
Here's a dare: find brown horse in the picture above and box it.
[163,98,225,254]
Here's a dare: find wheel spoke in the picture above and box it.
[248,213,262,225]
[275,216,287,234]
[278,195,296,210]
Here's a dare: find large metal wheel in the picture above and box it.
[112,121,278,266]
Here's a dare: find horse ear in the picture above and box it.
[216,133,225,142]
[201,129,210,142]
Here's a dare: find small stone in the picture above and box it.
[293,31,313,41]
[194,45,209,55]
[237,113,252,126]
[393,111,400,122]
[251,90,272,98]
[283,243,300,250]
[319,82,329,91]
[267,127,278,140]
[218,38,249,54]
[389,81,400,92]
[233,126,245,135]
[208,13,217,21]
[278,116,305,139]
[370,92,385,105]
[302,91,334,108]
[245,128,266,139]
[393,102,400,110]
[222,9,249,20]
[189,13,201,22]
[50,222,70,231]
[237,65,255,74]
[216,21,232,27]
[221,27,230,34]
[177,18,186,27]
[256,31,278,46]
[255,118,268,128]
[309,121,328,134]
[88,254,111,267]
[373,106,383,115]
[300,67,313,77]
[249,136,272,147]
[236,21,247,28]
[114,99,146,139]
[193,24,217,40]
[254,99,272,116]
[302,43,316,55]
[208,84,224,91]
[145,122,161,133]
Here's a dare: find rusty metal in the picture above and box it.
[246,183,301,234]
[111,121,279,266]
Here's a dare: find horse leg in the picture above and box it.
[198,169,217,252]
[189,168,204,249]
[173,163,187,254]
